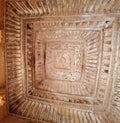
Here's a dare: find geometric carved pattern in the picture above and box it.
[32,26,102,102]
[26,21,102,102]
[45,42,82,82]
[5,0,119,122]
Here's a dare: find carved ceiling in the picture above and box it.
[5,0,120,123]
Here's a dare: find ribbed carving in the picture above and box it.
[6,3,24,111]
[5,0,119,122]
[109,28,120,123]
[96,27,113,104]
[11,98,113,123]
[6,0,120,17]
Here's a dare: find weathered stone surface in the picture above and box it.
[4,0,120,123]
[0,0,4,30]
[0,31,5,88]
[0,89,6,120]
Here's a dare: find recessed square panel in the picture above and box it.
[45,42,83,82]
[29,23,102,99]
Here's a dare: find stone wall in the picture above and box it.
[0,0,4,30]
[0,30,5,88]
[0,0,6,120]
[0,89,7,120]
[0,0,5,88]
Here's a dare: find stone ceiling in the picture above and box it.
[5,0,120,123]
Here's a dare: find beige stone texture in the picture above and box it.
[0,0,120,123]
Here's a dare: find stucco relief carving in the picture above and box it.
[22,18,114,110]
[35,29,85,84]
[45,42,82,82]
[5,0,119,122]
[26,22,102,100]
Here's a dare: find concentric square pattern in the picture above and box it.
[5,2,117,121]
[26,22,101,98]
[24,18,114,108]
[45,42,82,82]
[5,1,118,122]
